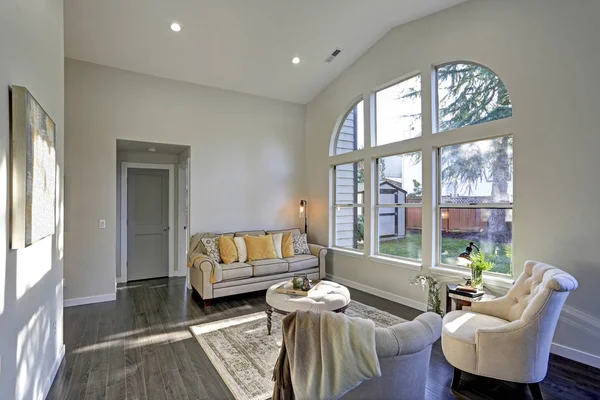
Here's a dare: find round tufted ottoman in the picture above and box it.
[265,280,351,335]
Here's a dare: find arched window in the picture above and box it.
[436,62,513,274]
[332,99,364,155]
[329,61,514,276]
[436,63,512,132]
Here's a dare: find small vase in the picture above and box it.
[292,274,306,289]
[471,268,483,289]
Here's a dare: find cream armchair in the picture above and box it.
[442,260,578,399]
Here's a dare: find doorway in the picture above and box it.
[121,163,175,281]
[127,168,170,281]
[117,140,191,283]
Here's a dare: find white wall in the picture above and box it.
[65,59,306,300]
[0,0,65,399]
[306,0,600,365]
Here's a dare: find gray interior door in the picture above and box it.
[127,168,169,281]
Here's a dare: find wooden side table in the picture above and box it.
[446,284,495,314]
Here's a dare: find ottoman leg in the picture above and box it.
[266,306,273,335]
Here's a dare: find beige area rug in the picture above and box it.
[189,301,406,400]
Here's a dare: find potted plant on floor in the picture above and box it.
[410,275,444,316]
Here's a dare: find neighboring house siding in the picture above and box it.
[336,108,357,155]
[335,108,358,247]
[335,164,357,247]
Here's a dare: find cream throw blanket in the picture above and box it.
[186,233,222,283]
[273,310,381,400]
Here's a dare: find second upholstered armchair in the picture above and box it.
[441,260,578,399]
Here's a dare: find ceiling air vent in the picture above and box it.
[325,48,342,63]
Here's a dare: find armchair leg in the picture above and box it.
[451,368,462,391]
[528,383,543,400]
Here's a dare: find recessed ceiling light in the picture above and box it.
[148,147,157,152]
[170,22,181,32]
[292,57,300,64]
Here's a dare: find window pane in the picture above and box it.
[335,207,364,250]
[378,151,422,204]
[376,75,421,146]
[440,136,512,204]
[335,162,362,205]
[378,207,422,260]
[440,208,512,274]
[335,100,364,155]
[437,63,512,133]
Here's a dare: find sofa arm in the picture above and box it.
[308,244,327,279]
[190,255,223,283]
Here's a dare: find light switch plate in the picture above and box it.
[99,220,106,229]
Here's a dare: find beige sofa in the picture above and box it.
[189,228,326,305]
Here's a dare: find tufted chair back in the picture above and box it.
[503,260,578,322]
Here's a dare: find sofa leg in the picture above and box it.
[528,382,543,400]
[203,299,212,307]
[451,368,462,391]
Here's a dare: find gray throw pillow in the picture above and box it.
[292,234,311,255]
[201,237,222,263]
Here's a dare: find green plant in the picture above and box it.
[469,251,495,288]
[470,251,495,273]
[410,275,444,316]
[356,215,364,242]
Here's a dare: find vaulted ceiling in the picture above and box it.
[65,0,466,103]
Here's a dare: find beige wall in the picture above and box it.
[306,0,600,365]
[65,59,306,300]
[0,0,65,398]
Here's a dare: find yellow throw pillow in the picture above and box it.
[219,235,238,264]
[281,232,294,258]
[245,234,277,261]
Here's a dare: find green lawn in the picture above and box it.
[360,232,511,274]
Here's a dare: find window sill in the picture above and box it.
[369,255,422,271]
[429,265,514,292]
[329,247,364,259]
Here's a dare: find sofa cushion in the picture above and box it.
[220,262,253,281]
[266,228,301,237]
[247,259,289,276]
[235,230,265,237]
[285,255,318,272]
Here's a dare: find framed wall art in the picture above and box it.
[11,85,56,249]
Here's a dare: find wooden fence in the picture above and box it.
[406,208,485,232]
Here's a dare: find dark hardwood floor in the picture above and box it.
[47,277,600,400]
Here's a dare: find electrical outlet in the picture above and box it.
[99,220,106,229]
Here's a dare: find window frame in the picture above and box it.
[332,161,365,253]
[327,61,515,279]
[434,61,513,135]
[435,135,514,276]
[374,152,423,263]
[374,73,422,147]
[331,97,364,156]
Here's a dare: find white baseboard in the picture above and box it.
[116,277,127,284]
[551,343,600,369]
[64,292,116,307]
[41,344,65,400]
[327,274,427,312]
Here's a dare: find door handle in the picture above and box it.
[163,226,170,231]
